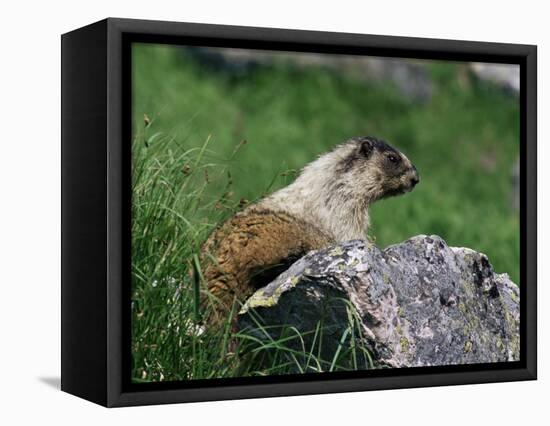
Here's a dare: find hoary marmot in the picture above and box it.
[199,136,420,326]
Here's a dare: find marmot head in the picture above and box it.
[335,136,420,203]
[258,135,420,241]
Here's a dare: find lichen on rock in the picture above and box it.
[238,235,520,369]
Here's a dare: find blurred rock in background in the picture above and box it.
[470,62,520,212]
[185,47,433,104]
[511,158,520,211]
[469,63,520,95]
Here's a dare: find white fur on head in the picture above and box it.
[257,141,376,242]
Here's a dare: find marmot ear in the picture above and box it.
[359,139,374,158]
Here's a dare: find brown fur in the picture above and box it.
[200,208,333,326]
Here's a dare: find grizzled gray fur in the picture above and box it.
[238,235,519,368]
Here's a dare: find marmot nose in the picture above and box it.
[410,172,420,187]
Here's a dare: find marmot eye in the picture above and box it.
[388,154,399,163]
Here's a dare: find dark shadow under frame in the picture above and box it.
[61,17,537,407]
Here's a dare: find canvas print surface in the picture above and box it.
[130,43,520,383]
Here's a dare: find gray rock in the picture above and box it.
[470,63,520,95]
[238,235,519,370]
[511,158,520,211]
[185,47,432,103]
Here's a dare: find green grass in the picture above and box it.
[131,44,520,382]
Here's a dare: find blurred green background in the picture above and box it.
[130,43,519,382]
[132,43,519,282]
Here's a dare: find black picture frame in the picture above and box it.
[61,17,537,407]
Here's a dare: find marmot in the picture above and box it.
[199,136,419,327]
